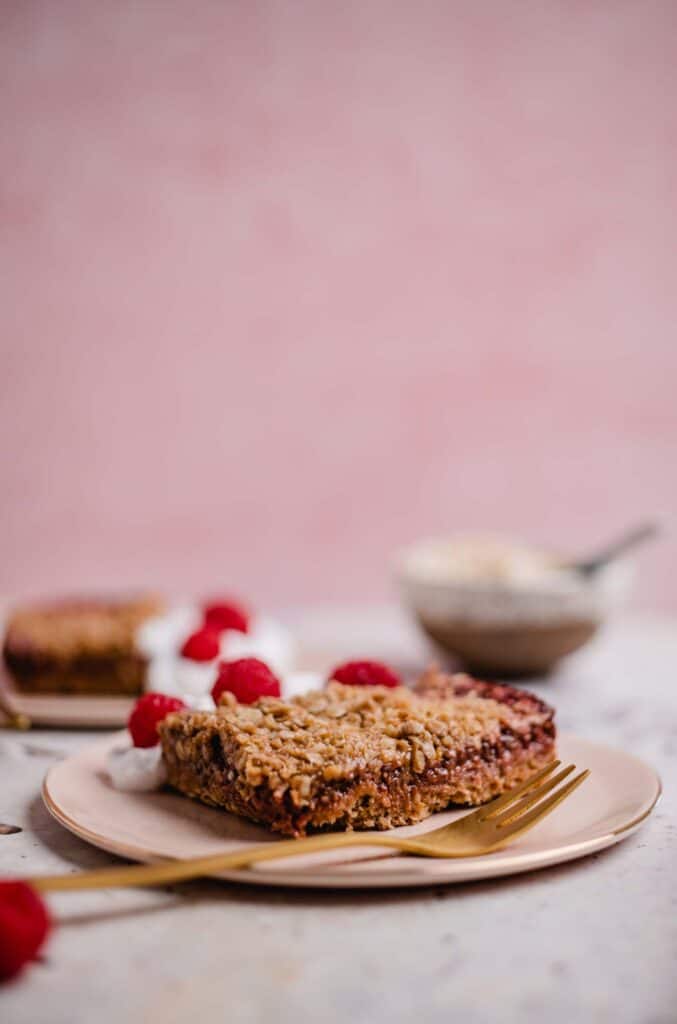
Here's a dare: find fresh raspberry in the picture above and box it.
[128,692,186,748]
[180,627,220,662]
[0,881,51,982]
[211,658,281,705]
[329,660,402,688]
[203,600,250,635]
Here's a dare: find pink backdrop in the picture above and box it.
[2,2,675,612]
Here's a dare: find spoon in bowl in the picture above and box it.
[565,521,660,578]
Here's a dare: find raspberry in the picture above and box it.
[203,600,250,635]
[329,660,402,688]
[128,692,186,748]
[180,627,220,662]
[0,881,51,981]
[211,658,281,705]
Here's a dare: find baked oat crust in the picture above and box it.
[160,670,556,836]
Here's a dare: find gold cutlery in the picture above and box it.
[0,689,31,730]
[27,760,588,892]
[567,520,660,577]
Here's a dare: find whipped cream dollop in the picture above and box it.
[136,605,296,701]
[107,744,167,793]
[107,669,323,793]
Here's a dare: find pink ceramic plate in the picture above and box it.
[1,675,133,728]
[42,733,660,889]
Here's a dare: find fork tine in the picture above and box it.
[473,760,561,822]
[494,769,591,844]
[492,764,576,827]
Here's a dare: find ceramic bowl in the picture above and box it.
[396,536,630,676]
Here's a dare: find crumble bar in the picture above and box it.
[2,595,164,696]
[159,670,555,836]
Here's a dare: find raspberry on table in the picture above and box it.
[0,881,51,982]
[128,692,186,748]
[180,628,220,662]
[211,657,281,705]
[202,600,250,635]
[328,660,402,688]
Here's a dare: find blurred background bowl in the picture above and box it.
[396,536,631,676]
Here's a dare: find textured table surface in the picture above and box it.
[1,609,675,1024]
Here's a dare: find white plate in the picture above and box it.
[42,733,660,888]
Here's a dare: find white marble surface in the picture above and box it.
[1,609,675,1023]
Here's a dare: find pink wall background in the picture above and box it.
[1,1,675,612]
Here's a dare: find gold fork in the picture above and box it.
[27,760,588,893]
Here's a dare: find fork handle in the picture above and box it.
[27,832,415,893]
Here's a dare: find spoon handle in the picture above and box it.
[573,521,660,576]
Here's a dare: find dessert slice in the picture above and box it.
[2,595,164,696]
[159,670,555,836]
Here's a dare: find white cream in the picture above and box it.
[136,603,201,658]
[218,616,295,676]
[137,606,297,702]
[174,658,218,700]
[107,744,167,792]
[282,671,322,700]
